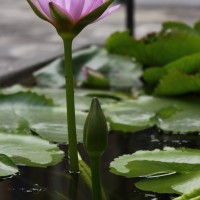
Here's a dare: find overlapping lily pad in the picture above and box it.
[110,147,200,195]
[104,95,200,133]
[0,87,126,143]
[135,170,200,195]
[0,132,64,178]
[0,91,87,143]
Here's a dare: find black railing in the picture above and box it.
[125,0,134,36]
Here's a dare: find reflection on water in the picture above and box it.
[0,128,198,200]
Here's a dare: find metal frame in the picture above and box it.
[125,0,135,36]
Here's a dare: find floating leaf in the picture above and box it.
[136,171,200,195]
[1,86,125,109]
[0,91,87,142]
[0,92,54,107]
[0,154,18,177]
[34,58,65,88]
[110,148,200,195]
[174,187,200,200]
[104,95,200,133]
[74,46,142,90]
[0,133,64,167]
[34,45,142,91]
[30,109,87,143]
[110,147,200,178]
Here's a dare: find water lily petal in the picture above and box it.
[51,0,65,8]
[69,0,85,22]
[37,0,52,18]
[96,4,121,21]
[49,2,73,23]
[91,0,105,11]
[80,1,96,18]
[28,0,50,21]
[64,0,71,11]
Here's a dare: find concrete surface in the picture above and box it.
[1,0,200,84]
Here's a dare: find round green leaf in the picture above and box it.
[0,154,18,177]
[0,133,64,167]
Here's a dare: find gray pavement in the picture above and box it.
[1,0,200,84]
[136,0,200,7]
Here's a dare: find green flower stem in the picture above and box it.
[63,39,79,173]
[69,173,79,200]
[90,157,102,200]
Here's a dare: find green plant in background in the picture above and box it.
[106,21,200,67]
[84,98,108,200]
[27,0,120,172]
[106,20,200,97]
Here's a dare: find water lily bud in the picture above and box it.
[83,98,108,158]
[82,67,109,89]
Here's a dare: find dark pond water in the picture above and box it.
[0,128,199,200]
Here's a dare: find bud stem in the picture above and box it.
[90,157,102,200]
[63,38,79,173]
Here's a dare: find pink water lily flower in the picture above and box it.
[28,0,120,38]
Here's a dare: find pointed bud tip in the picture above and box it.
[83,97,108,157]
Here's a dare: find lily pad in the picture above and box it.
[0,91,54,107]
[110,147,200,195]
[0,154,18,177]
[34,58,65,88]
[34,45,142,91]
[174,187,200,200]
[110,147,200,177]
[104,95,200,133]
[0,133,64,167]
[136,170,200,194]
[30,109,87,143]
[1,86,125,109]
[0,104,87,143]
